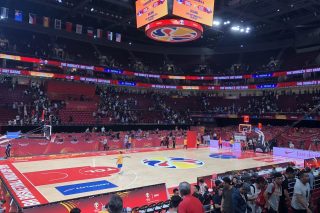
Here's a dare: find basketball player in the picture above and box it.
[183,137,187,149]
[5,143,11,159]
[114,151,130,174]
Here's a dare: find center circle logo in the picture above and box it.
[142,157,204,169]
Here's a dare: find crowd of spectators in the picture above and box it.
[2,77,320,126]
[161,165,316,213]
[96,87,138,124]
[6,80,63,126]
[67,165,317,213]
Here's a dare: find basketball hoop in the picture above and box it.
[239,124,252,134]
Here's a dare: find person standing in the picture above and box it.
[197,138,200,149]
[199,179,208,195]
[5,143,12,159]
[291,170,312,213]
[213,186,223,213]
[232,183,249,213]
[183,137,188,149]
[167,195,182,213]
[178,182,204,213]
[264,172,283,213]
[247,176,266,213]
[221,177,235,213]
[172,136,176,149]
[103,138,109,151]
[219,136,223,149]
[279,167,295,213]
[114,151,130,174]
[106,194,124,213]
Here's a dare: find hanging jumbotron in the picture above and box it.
[136,0,215,43]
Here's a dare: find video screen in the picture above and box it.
[173,0,215,26]
[136,0,168,28]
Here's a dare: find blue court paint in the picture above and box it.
[56,180,118,195]
[209,153,237,159]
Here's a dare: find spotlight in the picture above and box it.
[213,21,221,26]
[231,26,240,31]
[90,8,94,12]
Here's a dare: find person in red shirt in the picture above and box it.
[178,182,204,213]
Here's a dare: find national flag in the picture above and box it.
[96,29,103,38]
[107,31,113,41]
[115,33,121,42]
[0,7,8,19]
[14,10,22,22]
[66,22,72,32]
[54,19,61,30]
[87,27,94,37]
[76,24,82,34]
[43,17,50,28]
[29,13,36,24]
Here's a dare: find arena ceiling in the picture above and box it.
[5,0,320,48]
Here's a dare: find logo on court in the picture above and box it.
[142,157,204,169]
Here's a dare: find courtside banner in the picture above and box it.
[0,163,48,208]
[273,147,320,159]
[23,183,168,212]
[1,53,320,81]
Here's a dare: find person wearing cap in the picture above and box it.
[264,172,283,213]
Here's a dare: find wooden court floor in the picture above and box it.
[8,147,293,203]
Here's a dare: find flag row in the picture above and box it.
[0,7,122,42]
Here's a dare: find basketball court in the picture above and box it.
[0,146,301,208]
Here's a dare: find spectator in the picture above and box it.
[213,186,223,213]
[232,183,249,213]
[199,179,208,195]
[107,194,123,213]
[70,208,81,213]
[291,170,312,213]
[167,195,182,213]
[192,185,202,201]
[0,200,6,213]
[305,167,315,190]
[202,186,212,211]
[178,181,204,213]
[221,177,235,213]
[264,172,283,213]
[279,167,295,213]
[247,176,266,213]
[173,188,180,197]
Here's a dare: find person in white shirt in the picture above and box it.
[198,179,207,195]
[291,170,312,213]
[289,141,294,149]
[247,176,266,213]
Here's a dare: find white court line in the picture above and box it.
[19,166,50,201]
[40,172,69,182]
[120,169,138,189]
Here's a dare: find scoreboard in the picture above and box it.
[136,0,169,28]
[173,0,215,26]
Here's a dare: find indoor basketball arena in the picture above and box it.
[0,0,319,212]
